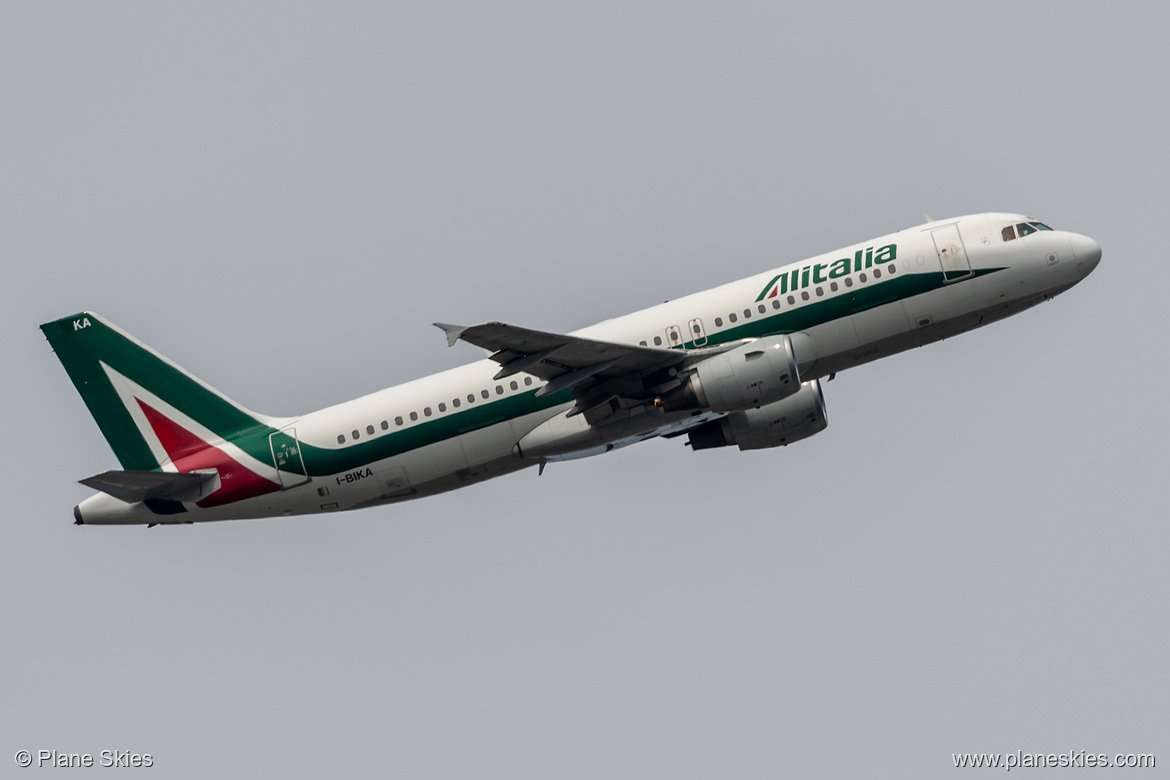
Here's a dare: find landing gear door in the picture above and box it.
[932,224,973,283]
[378,464,415,498]
[269,427,311,489]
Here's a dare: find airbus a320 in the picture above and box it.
[41,213,1101,526]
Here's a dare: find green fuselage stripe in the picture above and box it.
[45,266,1003,479]
[690,267,999,350]
[294,267,1004,475]
[298,388,573,476]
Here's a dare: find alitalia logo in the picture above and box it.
[755,243,898,301]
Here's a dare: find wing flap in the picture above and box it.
[493,344,568,380]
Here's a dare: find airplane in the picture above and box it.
[41,213,1101,526]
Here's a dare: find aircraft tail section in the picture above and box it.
[40,313,290,507]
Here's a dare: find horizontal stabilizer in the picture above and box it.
[80,469,219,504]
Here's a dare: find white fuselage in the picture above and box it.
[76,213,1101,524]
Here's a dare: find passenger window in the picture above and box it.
[729,313,737,323]
[743,309,751,319]
[381,420,389,430]
[816,287,824,296]
[524,376,532,386]
[337,434,345,444]
[830,282,838,292]
[873,269,881,279]
[801,291,809,301]
[495,385,503,395]
[452,398,460,408]
[772,300,780,309]
[424,407,432,417]
[395,416,403,425]
[757,304,766,314]
[787,295,795,304]
[410,411,419,421]
[481,389,489,399]
[888,264,896,274]
[639,340,647,346]
[366,425,375,435]
[438,403,446,412]
[467,394,475,403]
[714,317,723,326]
[844,277,853,288]
[859,273,868,283]
[692,322,701,334]
[510,380,518,390]
[1001,225,1016,241]
[1016,222,1037,238]
[654,336,662,345]
[351,430,360,440]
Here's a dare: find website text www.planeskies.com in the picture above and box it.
[952,750,1154,770]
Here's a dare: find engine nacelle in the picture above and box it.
[687,379,828,451]
[660,334,806,413]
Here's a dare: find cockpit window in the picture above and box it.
[1004,221,1053,241]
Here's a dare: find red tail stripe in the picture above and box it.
[136,399,279,507]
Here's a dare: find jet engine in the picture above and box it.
[687,379,827,451]
[658,334,815,413]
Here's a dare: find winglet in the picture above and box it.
[433,322,467,348]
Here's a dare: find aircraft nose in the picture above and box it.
[1070,233,1102,276]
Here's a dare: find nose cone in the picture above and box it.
[1070,233,1102,277]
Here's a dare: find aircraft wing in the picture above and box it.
[80,469,219,503]
[434,321,686,418]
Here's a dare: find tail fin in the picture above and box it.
[40,312,283,472]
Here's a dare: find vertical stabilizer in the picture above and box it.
[40,312,283,474]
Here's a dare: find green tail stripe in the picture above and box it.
[40,313,273,470]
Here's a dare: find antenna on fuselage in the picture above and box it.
[923,212,935,223]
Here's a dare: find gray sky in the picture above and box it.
[3,2,1167,777]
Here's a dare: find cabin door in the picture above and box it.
[931,224,973,283]
[689,318,708,347]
